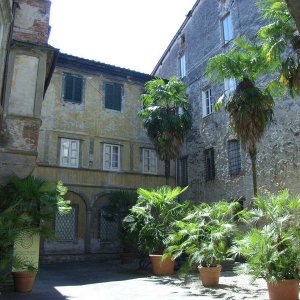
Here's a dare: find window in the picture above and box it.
[228,140,241,175]
[224,78,237,97]
[179,54,186,78]
[55,205,78,241]
[98,209,119,242]
[103,144,120,171]
[222,13,234,44]
[63,73,83,103]
[177,157,188,187]
[202,88,213,117]
[143,149,157,174]
[60,138,80,168]
[204,148,215,181]
[105,82,122,111]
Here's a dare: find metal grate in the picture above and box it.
[177,157,188,187]
[204,148,215,181]
[228,140,241,175]
[99,210,119,242]
[55,207,76,241]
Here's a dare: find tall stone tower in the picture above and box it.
[0,0,58,179]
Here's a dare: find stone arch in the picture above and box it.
[66,191,87,246]
[66,187,91,211]
[90,191,120,253]
[43,191,87,255]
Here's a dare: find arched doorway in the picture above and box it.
[43,191,87,255]
[91,194,119,253]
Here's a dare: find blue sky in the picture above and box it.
[49,0,196,74]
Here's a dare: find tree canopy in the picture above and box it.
[139,77,192,184]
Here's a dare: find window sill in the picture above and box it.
[222,39,233,47]
[202,112,214,118]
[63,100,83,105]
[103,168,121,172]
[59,164,79,169]
[143,172,158,175]
[104,108,122,113]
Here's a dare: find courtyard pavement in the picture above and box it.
[1,259,271,300]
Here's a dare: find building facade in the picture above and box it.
[154,0,300,205]
[34,53,174,259]
[0,1,174,261]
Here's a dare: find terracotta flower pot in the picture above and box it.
[149,254,174,276]
[12,271,37,293]
[198,265,222,287]
[267,279,299,300]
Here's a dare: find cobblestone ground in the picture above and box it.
[1,261,271,300]
[169,271,269,299]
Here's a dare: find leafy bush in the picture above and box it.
[123,186,189,255]
[231,189,300,282]
[0,176,70,287]
[165,201,240,269]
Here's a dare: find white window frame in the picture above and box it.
[103,144,120,171]
[60,138,80,168]
[202,88,213,117]
[224,78,237,97]
[222,13,234,44]
[143,149,157,174]
[179,54,186,78]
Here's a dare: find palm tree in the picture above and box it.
[139,76,192,184]
[257,0,300,96]
[206,38,274,196]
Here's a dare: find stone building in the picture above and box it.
[154,0,300,204]
[35,53,172,259]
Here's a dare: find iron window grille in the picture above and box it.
[228,140,241,175]
[204,148,215,181]
[177,157,188,187]
[55,204,78,242]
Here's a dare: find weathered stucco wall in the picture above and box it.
[36,57,175,256]
[0,0,52,180]
[155,0,300,204]
[38,66,171,176]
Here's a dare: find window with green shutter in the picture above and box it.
[63,73,83,103]
[105,82,122,111]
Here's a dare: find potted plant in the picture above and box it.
[0,175,70,292]
[102,190,138,264]
[0,204,33,291]
[123,186,189,276]
[165,200,240,286]
[230,189,300,300]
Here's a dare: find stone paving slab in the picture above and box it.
[0,260,271,300]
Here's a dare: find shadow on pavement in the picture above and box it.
[0,260,144,300]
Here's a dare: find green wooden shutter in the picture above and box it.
[105,83,114,109]
[74,77,83,103]
[105,83,122,111]
[64,74,74,101]
[114,84,122,111]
